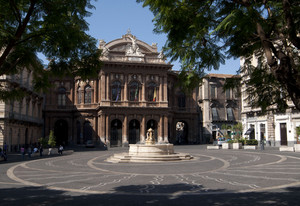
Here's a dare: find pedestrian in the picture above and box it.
[39,144,43,157]
[58,145,64,155]
[0,148,7,161]
[27,146,32,158]
[20,146,25,160]
[3,142,7,154]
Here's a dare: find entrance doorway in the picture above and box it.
[280,123,287,145]
[111,119,122,147]
[54,119,68,146]
[129,119,140,144]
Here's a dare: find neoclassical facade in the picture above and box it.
[44,33,200,147]
[241,54,300,146]
[0,69,43,152]
[198,74,241,143]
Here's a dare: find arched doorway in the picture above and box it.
[76,121,81,144]
[129,119,140,144]
[147,119,158,142]
[83,121,93,144]
[54,119,68,146]
[111,119,122,147]
[176,121,188,144]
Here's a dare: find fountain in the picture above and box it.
[106,128,193,163]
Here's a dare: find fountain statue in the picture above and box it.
[106,128,193,163]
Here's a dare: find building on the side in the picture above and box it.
[43,32,200,147]
[0,69,44,152]
[198,74,241,143]
[240,54,300,147]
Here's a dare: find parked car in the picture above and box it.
[85,140,95,148]
[213,137,226,146]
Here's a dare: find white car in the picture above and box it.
[213,137,226,146]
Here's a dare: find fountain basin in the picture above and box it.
[106,143,193,163]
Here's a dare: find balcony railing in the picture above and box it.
[7,112,43,124]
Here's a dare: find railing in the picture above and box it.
[8,112,43,124]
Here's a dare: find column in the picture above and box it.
[124,75,128,101]
[123,115,128,146]
[106,115,110,147]
[140,115,145,142]
[159,76,162,102]
[158,116,163,143]
[163,115,168,142]
[163,76,167,102]
[93,81,97,103]
[106,74,110,100]
[100,73,105,101]
[99,114,106,145]
[142,75,145,101]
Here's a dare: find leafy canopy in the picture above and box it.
[138,0,300,111]
[0,0,102,100]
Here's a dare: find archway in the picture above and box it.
[129,119,140,144]
[147,119,158,142]
[111,119,122,147]
[83,121,93,144]
[76,121,81,144]
[54,119,68,146]
[176,121,188,144]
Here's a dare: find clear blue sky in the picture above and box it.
[86,0,240,75]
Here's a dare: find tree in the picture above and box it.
[138,0,300,111]
[0,0,102,100]
[48,130,56,148]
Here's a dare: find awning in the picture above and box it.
[244,128,254,135]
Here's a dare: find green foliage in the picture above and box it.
[296,127,300,137]
[246,139,258,145]
[138,0,300,110]
[48,130,56,148]
[38,137,48,148]
[0,0,102,101]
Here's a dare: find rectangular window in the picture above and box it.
[211,85,217,99]
[212,108,219,121]
[226,89,231,99]
[227,108,234,121]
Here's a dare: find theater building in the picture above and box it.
[43,33,200,147]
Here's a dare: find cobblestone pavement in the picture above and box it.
[1,145,300,206]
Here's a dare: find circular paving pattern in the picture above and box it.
[6,147,300,196]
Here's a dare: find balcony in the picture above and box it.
[7,112,43,124]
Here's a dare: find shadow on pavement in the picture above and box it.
[0,184,300,206]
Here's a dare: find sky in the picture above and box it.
[85,0,240,75]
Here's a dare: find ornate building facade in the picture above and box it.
[0,69,44,152]
[241,54,300,147]
[198,74,241,143]
[43,33,200,147]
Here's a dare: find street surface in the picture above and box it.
[1,145,300,205]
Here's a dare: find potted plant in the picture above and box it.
[244,139,258,150]
[48,130,57,155]
[231,138,242,149]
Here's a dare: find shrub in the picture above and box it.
[246,139,258,145]
[48,130,56,148]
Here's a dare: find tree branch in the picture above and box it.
[282,0,300,49]
[0,0,37,75]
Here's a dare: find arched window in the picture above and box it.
[77,86,82,104]
[129,81,139,101]
[147,82,157,102]
[112,81,121,101]
[84,85,92,104]
[58,87,66,106]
